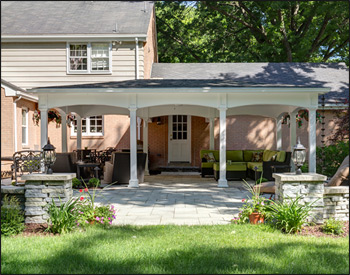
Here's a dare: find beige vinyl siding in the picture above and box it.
[1,41,144,89]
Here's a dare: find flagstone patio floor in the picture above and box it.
[74,175,255,226]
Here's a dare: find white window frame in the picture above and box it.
[21,108,28,146]
[66,42,112,74]
[71,116,104,137]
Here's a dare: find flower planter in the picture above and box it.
[249,212,264,224]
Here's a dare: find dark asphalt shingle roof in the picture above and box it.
[151,63,349,104]
[1,1,154,35]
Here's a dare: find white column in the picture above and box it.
[289,111,298,172]
[137,117,142,140]
[135,38,139,79]
[209,118,215,150]
[218,107,228,187]
[308,108,317,173]
[276,115,283,150]
[76,115,82,150]
[61,113,67,152]
[129,107,139,187]
[143,118,149,176]
[40,108,48,149]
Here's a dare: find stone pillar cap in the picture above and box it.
[273,172,327,182]
[22,173,76,181]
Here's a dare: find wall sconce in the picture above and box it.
[156,117,163,125]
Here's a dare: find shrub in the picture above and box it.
[88,177,100,188]
[322,218,344,235]
[1,195,25,236]
[265,195,318,234]
[46,197,80,234]
[72,177,81,188]
[316,141,349,177]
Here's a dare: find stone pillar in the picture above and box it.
[129,107,139,187]
[276,115,283,151]
[143,118,149,176]
[218,107,228,187]
[61,113,68,153]
[209,118,215,150]
[323,186,349,221]
[308,107,317,173]
[76,115,82,150]
[39,108,48,149]
[289,111,298,172]
[21,173,75,224]
[273,173,327,224]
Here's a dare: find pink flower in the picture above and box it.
[113,210,116,214]
[84,188,88,192]
[80,197,84,201]
[96,216,100,221]
[101,221,104,224]
[77,223,80,226]
[79,189,83,193]
[261,202,265,206]
[242,199,246,202]
[109,221,112,225]
[110,205,114,209]
[108,217,111,221]
[85,220,89,224]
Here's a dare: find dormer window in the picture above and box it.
[67,42,112,74]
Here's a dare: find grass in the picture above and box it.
[1,224,349,274]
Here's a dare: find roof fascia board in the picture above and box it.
[2,34,147,42]
[29,87,330,94]
[1,83,38,102]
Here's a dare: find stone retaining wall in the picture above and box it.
[323,186,349,221]
[1,185,25,210]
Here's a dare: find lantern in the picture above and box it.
[292,137,306,175]
[42,138,56,174]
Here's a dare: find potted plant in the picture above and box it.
[232,179,268,225]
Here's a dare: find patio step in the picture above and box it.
[158,164,200,173]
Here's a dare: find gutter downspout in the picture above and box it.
[135,37,139,80]
[13,96,22,152]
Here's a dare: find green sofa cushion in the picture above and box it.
[247,162,263,172]
[201,162,214,168]
[213,162,247,171]
[276,151,286,162]
[226,150,243,162]
[243,150,264,162]
[263,150,279,162]
[227,162,247,171]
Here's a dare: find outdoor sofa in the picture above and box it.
[200,149,291,181]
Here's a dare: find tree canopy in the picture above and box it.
[155,1,349,64]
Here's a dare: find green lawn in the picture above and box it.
[1,224,348,274]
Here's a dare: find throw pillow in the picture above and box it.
[276,151,286,162]
[207,152,216,162]
[251,152,263,162]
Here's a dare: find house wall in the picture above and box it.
[1,41,144,89]
[1,87,15,157]
[143,6,158,79]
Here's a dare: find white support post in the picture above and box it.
[137,117,142,140]
[276,115,283,151]
[209,118,215,150]
[143,118,149,176]
[218,107,228,187]
[40,108,48,149]
[135,38,139,80]
[308,107,317,173]
[61,113,67,153]
[76,115,82,150]
[289,111,298,172]
[129,107,139,187]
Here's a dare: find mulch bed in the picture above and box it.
[299,221,349,238]
[20,223,56,237]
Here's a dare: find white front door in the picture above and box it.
[168,115,191,162]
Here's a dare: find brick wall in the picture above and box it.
[1,88,14,157]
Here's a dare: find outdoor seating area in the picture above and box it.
[200,149,292,181]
